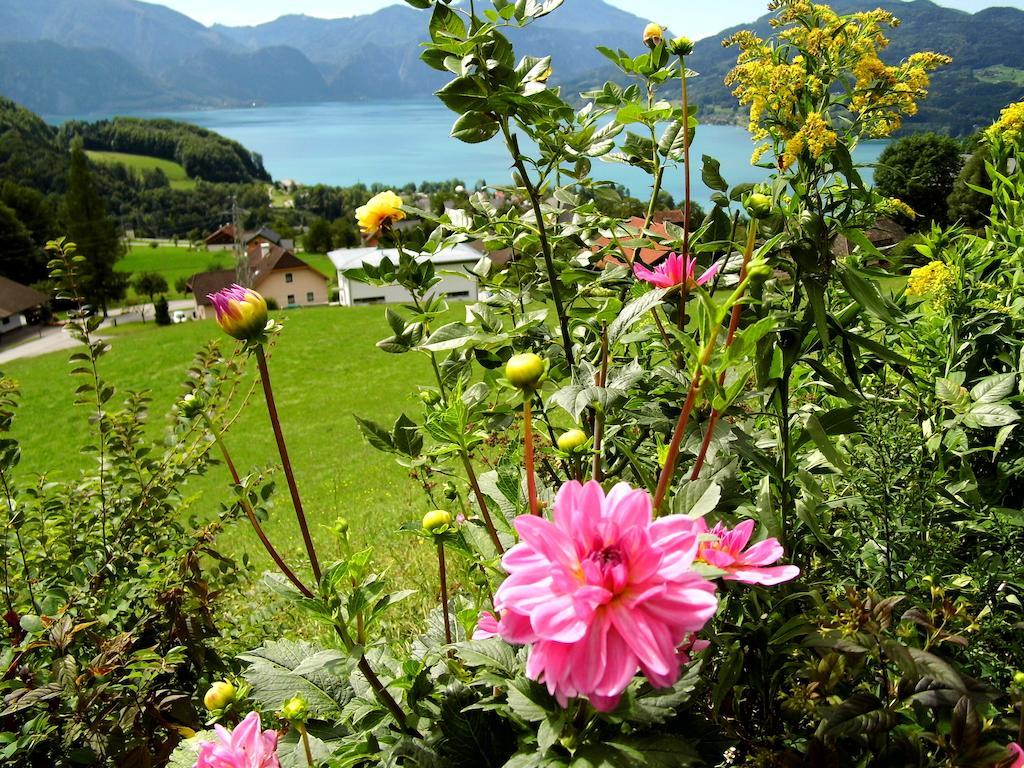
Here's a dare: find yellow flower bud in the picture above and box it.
[355,190,406,235]
[505,353,545,390]
[207,285,269,343]
[557,429,588,452]
[422,509,452,534]
[203,680,236,711]
[642,22,664,49]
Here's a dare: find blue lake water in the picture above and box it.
[58,101,889,204]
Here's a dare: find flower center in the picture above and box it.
[583,545,628,592]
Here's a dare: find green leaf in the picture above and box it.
[966,402,1019,428]
[608,288,666,344]
[838,264,901,325]
[820,692,896,738]
[507,678,554,722]
[452,112,501,144]
[700,155,728,192]
[436,75,490,114]
[240,640,354,717]
[804,413,848,471]
[970,372,1016,404]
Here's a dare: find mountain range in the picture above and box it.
[0,0,1022,134]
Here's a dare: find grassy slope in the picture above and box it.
[116,245,233,302]
[87,150,196,190]
[116,246,336,304]
[4,306,442,623]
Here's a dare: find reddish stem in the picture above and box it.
[592,327,609,481]
[437,542,452,645]
[524,397,539,515]
[689,227,758,480]
[461,452,505,555]
[255,346,321,582]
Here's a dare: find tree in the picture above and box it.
[154,296,171,325]
[947,143,992,229]
[0,202,40,285]
[62,139,126,315]
[174,275,191,296]
[132,272,168,323]
[874,133,963,228]
[303,217,333,254]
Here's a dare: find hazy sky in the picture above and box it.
[159,0,1024,38]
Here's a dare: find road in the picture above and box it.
[0,300,196,366]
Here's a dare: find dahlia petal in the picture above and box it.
[603,482,651,531]
[595,625,640,698]
[497,609,537,644]
[569,610,609,695]
[531,596,590,643]
[695,260,722,286]
[587,692,622,712]
[472,611,499,640]
[608,603,677,678]
[1009,743,1024,768]
[738,538,786,567]
[723,519,756,551]
[723,564,800,586]
[513,515,578,568]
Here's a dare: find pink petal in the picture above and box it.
[1008,743,1024,768]
[737,538,785,567]
[695,260,722,286]
[723,564,800,586]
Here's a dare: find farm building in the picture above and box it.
[328,244,484,306]
[188,242,329,317]
[0,277,48,334]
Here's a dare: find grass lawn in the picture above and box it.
[87,150,196,190]
[4,306,450,634]
[117,245,233,302]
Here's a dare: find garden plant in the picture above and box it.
[3,1,1024,766]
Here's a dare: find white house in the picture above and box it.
[328,244,484,306]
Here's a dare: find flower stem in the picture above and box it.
[332,621,413,734]
[298,724,315,768]
[202,413,314,598]
[689,225,758,480]
[499,120,575,369]
[523,397,539,515]
[679,55,693,261]
[592,326,609,481]
[460,451,505,555]
[437,541,452,645]
[653,274,757,512]
[254,345,321,583]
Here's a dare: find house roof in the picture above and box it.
[188,250,327,306]
[0,276,47,319]
[203,224,292,251]
[592,211,689,268]
[328,243,484,273]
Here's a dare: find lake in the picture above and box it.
[61,101,890,204]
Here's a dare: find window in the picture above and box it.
[446,290,470,299]
[354,296,385,305]
[287,294,296,306]
[306,291,315,303]
[285,273,294,283]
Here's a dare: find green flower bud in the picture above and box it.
[178,392,206,420]
[442,481,459,501]
[669,36,694,56]
[419,389,441,405]
[505,353,545,390]
[1014,671,1024,685]
[333,516,349,535]
[557,429,588,452]
[422,509,452,534]
[745,193,773,220]
[281,695,308,723]
[746,259,773,280]
[203,680,236,711]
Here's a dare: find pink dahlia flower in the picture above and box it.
[493,480,718,712]
[1009,743,1024,768]
[633,253,721,290]
[472,610,500,640]
[195,711,280,768]
[695,519,800,586]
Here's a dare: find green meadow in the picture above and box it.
[87,150,196,190]
[4,306,443,629]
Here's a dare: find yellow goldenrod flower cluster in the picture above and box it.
[883,197,917,220]
[726,0,950,163]
[986,100,1024,147]
[906,260,954,308]
[782,112,837,170]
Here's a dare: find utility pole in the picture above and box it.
[232,197,251,287]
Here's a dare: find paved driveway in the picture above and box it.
[0,300,197,366]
